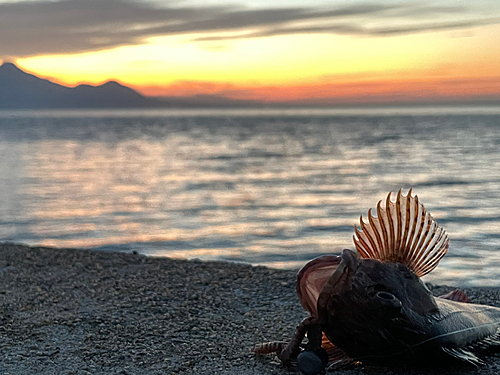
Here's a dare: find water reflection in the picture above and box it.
[0,111,499,286]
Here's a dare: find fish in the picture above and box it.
[254,189,500,374]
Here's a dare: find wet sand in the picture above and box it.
[0,243,499,375]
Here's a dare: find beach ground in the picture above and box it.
[0,243,499,375]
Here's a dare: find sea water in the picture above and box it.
[0,107,499,286]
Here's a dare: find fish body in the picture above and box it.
[318,249,500,365]
[254,190,500,373]
[432,298,500,351]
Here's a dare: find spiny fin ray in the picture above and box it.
[353,189,449,277]
[321,333,355,370]
[441,347,485,366]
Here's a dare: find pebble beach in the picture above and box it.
[1,243,500,375]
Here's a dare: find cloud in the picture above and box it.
[0,0,498,58]
[195,16,500,41]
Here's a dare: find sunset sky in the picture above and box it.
[1,0,500,104]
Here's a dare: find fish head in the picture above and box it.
[317,249,438,360]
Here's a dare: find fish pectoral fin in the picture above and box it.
[353,189,449,277]
[439,289,471,303]
[297,255,341,316]
[441,346,485,366]
[322,332,356,370]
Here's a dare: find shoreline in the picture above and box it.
[0,243,499,374]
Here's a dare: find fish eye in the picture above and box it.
[366,284,387,296]
[376,291,396,300]
[373,291,402,312]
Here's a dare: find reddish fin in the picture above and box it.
[439,289,471,303]
[321,333,354,369]
[353,189,449,277]
[297,255,341,316]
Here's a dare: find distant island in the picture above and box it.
[1,62,499,109]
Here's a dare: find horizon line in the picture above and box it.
[2,61,500,107]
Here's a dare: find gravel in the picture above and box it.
[0,243,499,375]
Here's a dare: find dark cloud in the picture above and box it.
[370,17,500,35]
[0,0,497,58]
[195,16,500,41]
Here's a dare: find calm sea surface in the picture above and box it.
[0,107,499,286]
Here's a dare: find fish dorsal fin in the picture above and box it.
[353,189,449,277]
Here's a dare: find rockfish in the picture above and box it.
[254,190,500,374]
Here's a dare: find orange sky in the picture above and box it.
[3,0,500,104]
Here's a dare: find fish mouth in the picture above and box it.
[340,249,360,274]
[331,249,360,292]
[318,249,360,306]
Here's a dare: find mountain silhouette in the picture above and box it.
[1,62,499,109]
[0,62,156,109]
